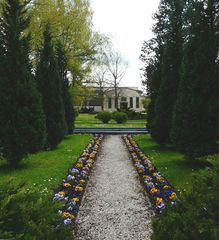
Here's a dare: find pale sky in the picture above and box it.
[90,0,160,88]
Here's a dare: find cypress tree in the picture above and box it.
[56,42,75,134]
[171,0,219,159]
[36,25,67,149]
[140,39,163,133]
[150,0,183,144]
[0,0,46,166]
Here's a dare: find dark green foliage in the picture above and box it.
[0,179,73,240]
[140,40,163,132]
[152,160,219,240]
[73,108,79,119]
[36,25,67,149]
[96,111,112,123]
[113,112,128,124]
[141,0,219,159]
[0,0,46,166]
[171,0,219,158]
[122,109,146,120]
[150,0,183,144]
[56,42,75,134]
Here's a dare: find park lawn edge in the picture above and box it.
[75,113,146,128]
[0,134,92,192]
[133,134,199,193]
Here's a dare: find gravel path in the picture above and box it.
[75,135,154,240]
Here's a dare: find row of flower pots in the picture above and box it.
[53,134,103,225]
[122,135,177,213]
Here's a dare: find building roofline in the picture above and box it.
[89,86,143,94]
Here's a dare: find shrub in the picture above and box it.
[151,157,219,240]
[0,179,73,240]
[113,112,128,124]
[96,111,112,123]
[73,108,79,118]
[80,107,95,114]
[123,109,146,120]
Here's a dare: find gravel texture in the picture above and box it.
[75,135,154,240]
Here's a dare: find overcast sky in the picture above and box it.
[90,0,160,89]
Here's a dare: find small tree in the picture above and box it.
[36,24,67,149]
[105,51,127,110]
[92,65,111,111]
[56,42,75,134]
[0,0,46,166]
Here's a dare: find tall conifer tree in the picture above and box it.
[140,39,163,132]
[0,0,46,166]
[56,43,75,134]
[150,0,183,144]
[171,0,219,158]
[36,25,67,149]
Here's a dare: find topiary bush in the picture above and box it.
[96,111,112,123]
[113,112,128,124]
[0,179,73,240]
[151,157,219,240]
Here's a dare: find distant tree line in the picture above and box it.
[0,0,100,166]
[141,0,219,159]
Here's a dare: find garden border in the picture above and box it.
[53,134,104,225]
[122,135,178,214]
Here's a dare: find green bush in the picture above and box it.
[152,157,219,240]
[123,109,146,120]
[96,111,112,123]
[0,179,73,240]
[73,108,79,118]
[113,112,128,124]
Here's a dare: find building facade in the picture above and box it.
[81,87,145,112]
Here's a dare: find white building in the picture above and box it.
[81,87,145,112]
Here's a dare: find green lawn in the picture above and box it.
[134,134,199,192]
[75,114,146,128]
[0,134,91,191]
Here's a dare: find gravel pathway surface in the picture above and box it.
[75,135,154,240]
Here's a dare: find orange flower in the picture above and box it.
[156,176,164,182]
[58,191,65,196]
[76,163,83,169]
[149,167,154,172]
[72,198,80,202]
[63,183,71,188]
[138,169,145,174]
[169,192,177,200]
[75,186,83,192]
[62,212,75,219]
[150,188,159,194]
[155,197,163,206]
[79,179,86,185]
[143,175,151,180]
